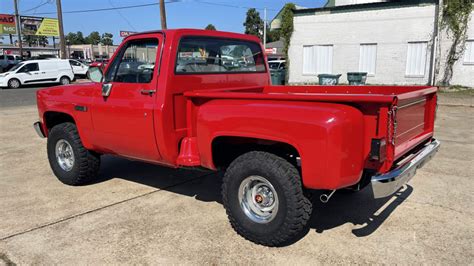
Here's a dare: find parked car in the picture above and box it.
[89,58,109,68]
[0,54,22,73]
[0,59,74,88]
[33,29,440,247]
[69,59,89,77]
[268,59,286,70]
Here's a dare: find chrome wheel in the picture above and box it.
[55,139,75,171]
[8,79,20,88]
[60,77,70,85]
[238,175,279,224]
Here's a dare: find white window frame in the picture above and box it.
[405,41,428,78]
[464,40,474,65]
[302,44,333,75]
[359,43,377,76]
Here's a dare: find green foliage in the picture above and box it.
[440,0,473,85]
[205,24,217,31]
[85,31,101,45]
[243,8,264,41]
[65,31,85,45]
[23,35,48,47]
[101,33,114,45]
[280,3,296,57]
[65,31,113,45]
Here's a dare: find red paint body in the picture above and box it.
[36,29,438,190]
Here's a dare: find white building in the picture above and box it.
[285,0,474,87]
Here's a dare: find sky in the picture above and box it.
[1,0,326,44]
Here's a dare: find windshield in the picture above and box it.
[9,63,24,72]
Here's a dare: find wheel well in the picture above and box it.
[212,136,300,170]
[44,111,75,131]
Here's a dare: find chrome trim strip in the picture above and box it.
[33,122,45,138]
[371,139,440,198]
[398,98,426,109]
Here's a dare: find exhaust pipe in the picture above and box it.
[320,190,336,203]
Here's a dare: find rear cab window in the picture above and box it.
[175,37,265,74]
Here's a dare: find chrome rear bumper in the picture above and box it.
[33,121,46,138]
[371,139,440,199]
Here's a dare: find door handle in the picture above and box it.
[140,89,156,96]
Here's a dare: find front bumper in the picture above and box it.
[33,121,46,138]
[371,139,440,198]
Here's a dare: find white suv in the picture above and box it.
[0,59,74,89]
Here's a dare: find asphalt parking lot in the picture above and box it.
[0,87,473,264]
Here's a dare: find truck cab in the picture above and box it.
[34,29,439,247]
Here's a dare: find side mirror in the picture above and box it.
[87,67,103,83]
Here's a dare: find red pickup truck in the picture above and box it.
[34,29,440,246]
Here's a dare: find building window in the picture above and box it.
[464,40,474,64]
[406,42,428,77]
[359,44,377,75]
[303,45,333,75]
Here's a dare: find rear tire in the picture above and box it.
[222,151,312,246]
[59,76,71,85]
[8,78,21,89]
[47,122,100,185]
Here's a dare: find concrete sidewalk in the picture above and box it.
[0,104,473,264]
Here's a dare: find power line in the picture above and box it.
[195,0,277,11]
[107,0,137,31]
[24,1,181,15]
[24,0,276,16]
[21,0,53,14]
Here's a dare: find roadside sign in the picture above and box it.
[20,16,59,36]
[0,14,17,35]
[120,31,138,37]
[265,48,277,55]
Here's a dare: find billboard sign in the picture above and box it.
[265,47,277,55]
[20,16,59,36]
[120,31,138,37]
[0,14,17,35]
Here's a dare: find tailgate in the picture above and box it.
[392,92,437,160]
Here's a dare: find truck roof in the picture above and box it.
[126,28,262,44]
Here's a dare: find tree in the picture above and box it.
[243,8,264,41]
[280,3,295,58]
[23,35,49,47]
[205,24,216,31]
[76,31,85,44]
[85,31,101,45]
[101,32,114,45]
[65,31,86,45]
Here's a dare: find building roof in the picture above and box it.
[294,0,437,15]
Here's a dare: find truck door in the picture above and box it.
[91,33,163,161]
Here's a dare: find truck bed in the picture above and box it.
[185,85,438,173]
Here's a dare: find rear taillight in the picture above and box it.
[370,138,387,162]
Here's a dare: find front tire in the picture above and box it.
[47,122,100,185]
[8,78,21,89]
[222,151,312,246]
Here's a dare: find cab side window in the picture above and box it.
[17,63,39,73]
[104,39,158,83]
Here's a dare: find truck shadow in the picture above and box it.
[96,155,412,241]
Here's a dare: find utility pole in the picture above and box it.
[13,0,23,58]
[263,7,267,49]
[56,0,67,59]
[159,0,167,30]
